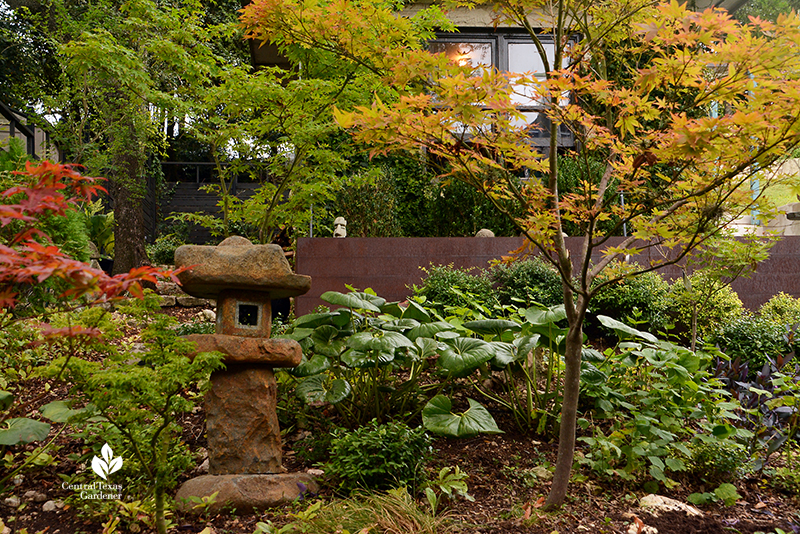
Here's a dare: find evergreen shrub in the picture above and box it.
[759,292,800,327]
[706,314,793,375]
[326,420,431,494]
[412,264,495,310]
[490,257,563,307]
[669,273,745,341]
[589,267,671,334]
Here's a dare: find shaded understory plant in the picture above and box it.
[43,296,224,534]
[255,487,443,534]
[0,162,179,509]
[281,289,575,436]
[578,316,748,489]
[325,419,431,494]
[714,347,800,469]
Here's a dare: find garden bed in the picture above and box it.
[2,305,798,534]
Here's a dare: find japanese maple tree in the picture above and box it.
[242,0,800,507]
[0,161,179,325]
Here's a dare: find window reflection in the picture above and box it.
[429,42,493,74]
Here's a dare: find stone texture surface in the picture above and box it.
[175,473,319,514]
[174,236,311,300]
[185,335,302,367]
[217,289,272,337]
[177,296,210,307]
[205,366,282,474]
[639,494,702,517]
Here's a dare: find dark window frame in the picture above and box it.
[429,30,574,148]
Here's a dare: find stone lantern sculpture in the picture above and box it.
[173,236,317,513]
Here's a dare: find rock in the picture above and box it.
[156,281,181,295]
[3,496,20,508]
[306,468,324,477]
[475,228,495,237]
[174,237,311,300]
[206,367,282,474]
[639,494,702,517]
[42,500,57,512]
[175,473,319,514]
[184,335,302,367]
[23,490,47,503]
[87,241,101,260]
[195,458,210,475]
[626,524,657,534]
[530,465,553,482]
[178,296,209,307]
[12,475,23,486]
[199,309,216,322]
[158,295,176,307]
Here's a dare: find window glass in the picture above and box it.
[508,42,552,75]
[429,42,493,74]
[508,42,553,107]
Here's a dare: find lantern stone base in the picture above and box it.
[205,366,282,474]
[175,473,319,514]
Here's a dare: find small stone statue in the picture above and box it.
[333,217,347,238]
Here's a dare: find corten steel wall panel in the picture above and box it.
[295,237,800,316]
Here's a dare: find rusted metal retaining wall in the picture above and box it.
[295,237,800,315]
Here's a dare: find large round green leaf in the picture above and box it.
[294,312,339,329]
[597,315,658,343]
[402,300,431,322]
[582,347,605,363]
[580,362,608,385]
[438,338,495,377]
[412,337,441,360]
[40,401,86,423]
[422,395,503,437]
[489,342,517,367]
[407,321,454,341]
[292,353,332,377]
[321,291,382,312]
[435,331,462,340]
[380,302,405,318]
[524,305,567,325]
[296,375,352,404]
[0,418,51,445]
[331,310,356,328]
[311,325,345,356]
[347,331,413,352]
[515,335,541,361]
[0,391,12,411]
[349,292,386,308]
[341,348,395,368]
[464,320,521,337]
[278,328,314,342]
[380,318,420,332]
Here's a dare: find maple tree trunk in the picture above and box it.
[109,154,150,275]
[545,318,584,509]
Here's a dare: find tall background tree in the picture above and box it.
[3,0,244,272]
[242,0,800,507]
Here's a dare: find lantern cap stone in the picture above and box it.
[174,236,311,300]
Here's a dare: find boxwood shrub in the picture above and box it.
[589,267,671,335]
[490,257,563,308]
[707,314,795,376]
[412,264,495,310]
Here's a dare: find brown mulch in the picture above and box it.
[2,306,799,534]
